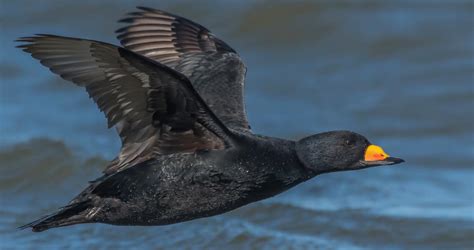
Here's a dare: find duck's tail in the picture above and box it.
[19,201,92,232]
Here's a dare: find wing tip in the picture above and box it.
[15,34,63,51]
[15,36,37,50]
[136,6,157,12]
[117,17,134,24]
[15,34,57,42]
[15,36,37,43]
[115,26,128,34]
[116,6,174,33]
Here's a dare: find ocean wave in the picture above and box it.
[0,138,107,194]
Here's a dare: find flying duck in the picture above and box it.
[17,7,404,232]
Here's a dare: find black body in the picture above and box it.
[17,7,404,232]
[24,135,314,231]
[84,136,309,226]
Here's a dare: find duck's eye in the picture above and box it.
[345,139,355,146]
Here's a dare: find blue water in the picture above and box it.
[1,1,473,249]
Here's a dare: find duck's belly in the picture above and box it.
[88,145,307,226]
[90,153,268,225]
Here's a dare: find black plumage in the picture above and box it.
[17,7,403,232]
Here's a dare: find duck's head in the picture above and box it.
[296,131,404,173]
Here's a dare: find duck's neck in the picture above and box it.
[239,135,318,197]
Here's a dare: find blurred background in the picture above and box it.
[1,0,473,249]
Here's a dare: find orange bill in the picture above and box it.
[364,145,390,161]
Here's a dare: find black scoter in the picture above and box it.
[17,7,404,232]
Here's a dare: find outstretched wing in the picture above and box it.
[116,7,250,131]
[17,35,235,174]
